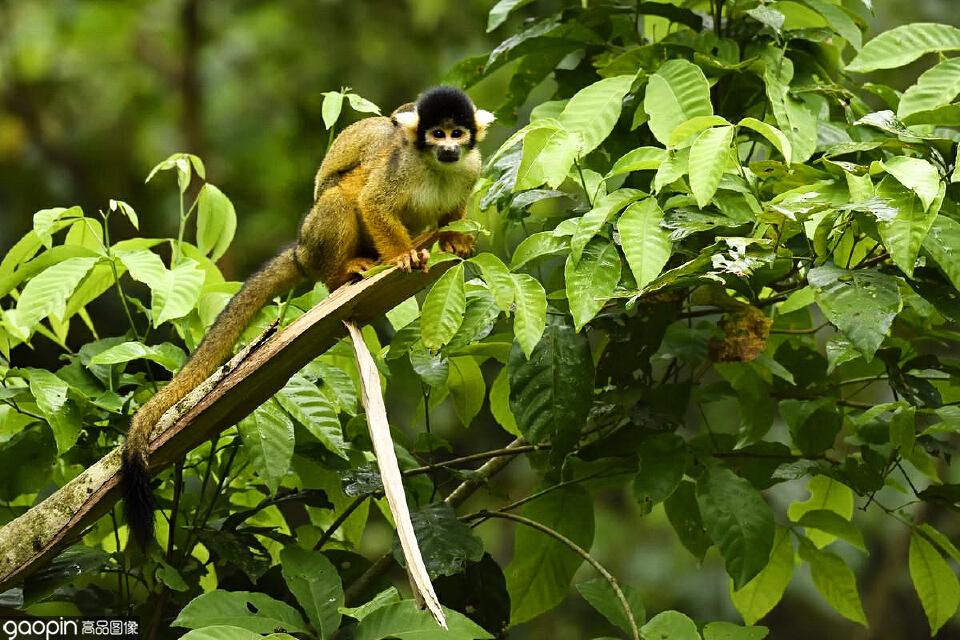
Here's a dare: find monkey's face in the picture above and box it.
[424,119,473,165]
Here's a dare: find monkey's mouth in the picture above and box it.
[436,148,461,163]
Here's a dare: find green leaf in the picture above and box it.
[508,315,593,457]
[797,510,866,551]
[641,610,701,640]
[180,627,262,640]
[172,590,308,634]
[798,538,868,626]
[489,367,520,436]
[737,118,792,164]
[510,273,547,358]
[421,263,465,351]
[516,122,580,190]
[487,0,536,31]
[9,256,100,336]
[119,250,205,327]
[923,214,960,291]
[448,356,485,426]
[910,531,960,635]
[898,57,960,118]
[847,23,960,73]
[238,400,295,494]
[565,237,621,331]
[617,197,672,290]
[689,126,735,208]
[918,523,960,564]
[321,91,345,129]
[570,188,646,262]
[511,231,568,269]
[697,467,775,590]
[345,93,381,115]
[645,59,713,146]
[505,485,595,624]
[393,503,484,578]
[731,528,795,625]
[109,199,139,229]
[703,621,769,640]
[280,546,343,639]
[577,577,645,632]
[764,52,818,163]
[354,600,493,639]
[787,475,854,548]
[633,433,687,514]
[88,341,187,372]
[197,184,238,261]
[606,147,668,178]
[340,587,402,621]
[277,374,348,460]
[470,253,515,312]
[808,265,901,360]
[558,75,636,156]
[28,368,81,454]
[665,481,712,562]
[881,157,941,213]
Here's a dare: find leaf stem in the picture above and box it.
[470,510,640,640]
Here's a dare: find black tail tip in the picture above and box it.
[120,451,155,550]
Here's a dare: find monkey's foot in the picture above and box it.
[392,248,430,273]
[439,231,475,258]
[344,257,378,276]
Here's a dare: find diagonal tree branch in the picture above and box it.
[0,261,453,593]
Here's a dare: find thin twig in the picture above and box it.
[313,496,368,551]
[469,510,640,640]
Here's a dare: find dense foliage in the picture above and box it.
[2,1,960,638]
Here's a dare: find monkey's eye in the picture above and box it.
[432,129,445,139]
[450,129,463,139]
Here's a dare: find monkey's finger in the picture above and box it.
[417,249,430,272]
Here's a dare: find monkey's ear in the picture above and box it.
[474,109,496,141]
[393,110,419,142]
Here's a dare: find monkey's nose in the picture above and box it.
[437,148,460,163]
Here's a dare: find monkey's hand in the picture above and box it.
[438,231,475,258]
[392,248,430,273]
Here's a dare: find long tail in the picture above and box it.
[122,245,305,548]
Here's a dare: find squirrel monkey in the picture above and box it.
[121,86,495,547]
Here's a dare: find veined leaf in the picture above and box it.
[802,0,862,49]
[421,263,466,351]
[277,374,348,460]
[173,590,308,634]
[617,198,671,290]
[787,475,854,548]
[898,57,960,118]
[516,122,580,190]
[470,252,514,311]
[570,188,646,262]
[808,265,901,360]
[738,118,793,164]
[321,91,345,129]
[798,538,867,626]
[669,115,732,148]
[354,600,492,639]
[923,214,960,292]
[881,157,941,211]
[697,468,775,590]
[847,23,960,73]
[703,621,769,640]
[28,368,81,454]
[558,74,636,156]
[511,273,546,358]
[505,485,595,624]
[565,237,622,330]
[280,546,343,639]
[448,356,485,427]
[197,184,238,261]
[731,528,795,625]
[641,611,701,640]
[606,147,668,178]
[910,532,960,635]
[487,0,536,32]
[89,341,187,372]
[238,400,295,494]
[645,59,713,145]
[510,231,568,270]
[875,176,939,277]
[9,256,100,336]
[689,126,735,208]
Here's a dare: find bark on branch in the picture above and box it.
[0,261,453,592]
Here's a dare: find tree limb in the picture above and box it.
[0,261,453,592]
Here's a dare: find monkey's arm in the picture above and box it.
[358,176,429,272]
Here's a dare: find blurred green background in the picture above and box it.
[0,1,957,638]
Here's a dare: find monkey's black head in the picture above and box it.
[393,86,495,165]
